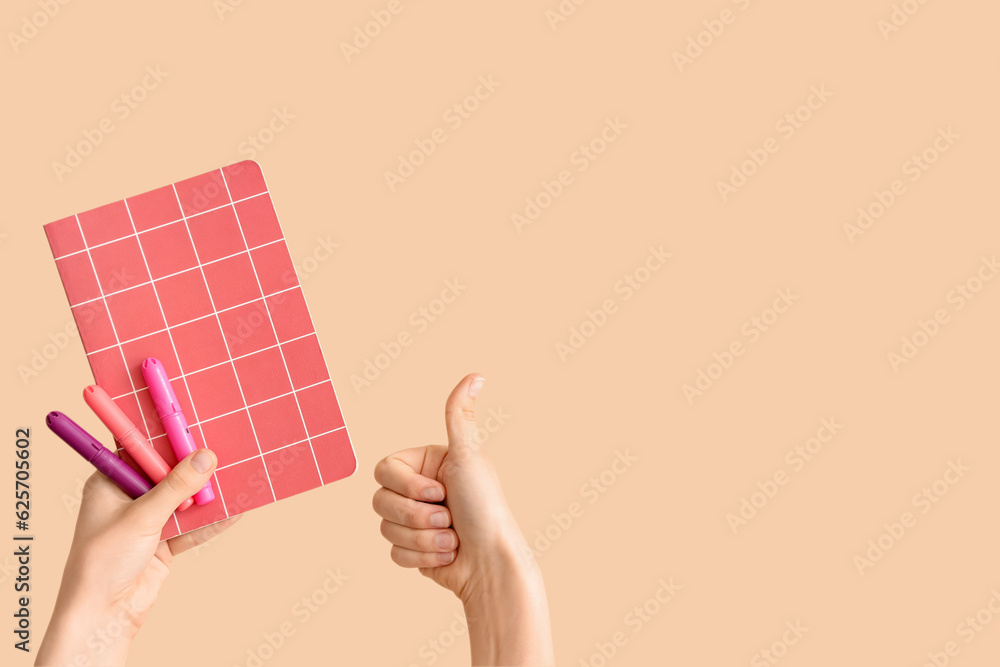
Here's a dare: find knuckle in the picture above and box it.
[163,471,188,498]
[389,545,407,567]
[372,488,392,517]
[410,479,430,500]
[379,520,393,541]
[80,474,105,503]
[373,457,389,483]
[399,501,419,527]
[82,472,103,492]
[443,449,474,469]
[414,530,433,551]
[446,406,476,422]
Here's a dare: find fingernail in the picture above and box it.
[468,377,485,398]
[430,512,450,528]
[423,487,445,502]
[434,532,455,550]
[192,449,214,473]
[437,551,455,564]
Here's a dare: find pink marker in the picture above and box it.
[141,358,215,505]
[84,385,194,512]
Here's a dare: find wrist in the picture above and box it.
[38,593,140,666]
[461,533,554,666]
[460,535,542,607]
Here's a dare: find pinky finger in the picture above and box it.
[390,545,455,568]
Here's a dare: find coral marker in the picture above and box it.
[84,385,193,512]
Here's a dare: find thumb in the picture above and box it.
[131,449,217,528]
[445,373,486,455]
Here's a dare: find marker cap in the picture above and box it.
[141,358,179,420]
[83,385,134,436]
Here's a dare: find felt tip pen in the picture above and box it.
[46,411,153,499]
[84,385,194,512]
[141,358,216,505]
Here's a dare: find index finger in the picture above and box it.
[374,452,446,502]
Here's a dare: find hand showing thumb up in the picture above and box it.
[373,373,531,598]
[377,373,557,665]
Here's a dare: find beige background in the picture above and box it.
[3,1,1000,665]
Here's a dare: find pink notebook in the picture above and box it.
[43,161,356,540]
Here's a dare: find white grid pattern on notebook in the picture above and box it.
[52,192,269,261]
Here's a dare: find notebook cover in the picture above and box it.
[43,161,356,540]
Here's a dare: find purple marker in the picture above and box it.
[46,411,152,499]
